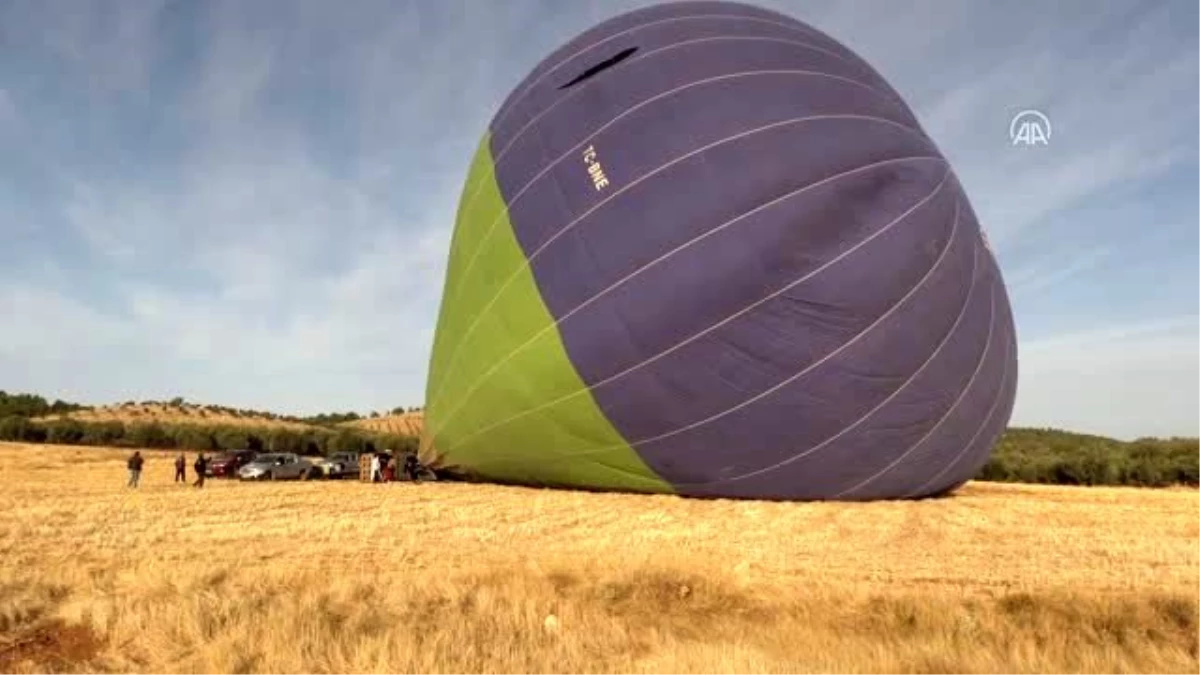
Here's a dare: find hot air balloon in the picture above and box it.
[420,0,1017,500]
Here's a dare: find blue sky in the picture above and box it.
[0,0,1196,439]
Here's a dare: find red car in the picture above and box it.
[208,450,258,478]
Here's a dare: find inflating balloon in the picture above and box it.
[421,0,1018,500]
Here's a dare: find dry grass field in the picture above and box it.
[345,412,425,437]
[35,403,316,431]
[0,441,1196,673]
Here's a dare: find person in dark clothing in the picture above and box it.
[174,453,187,483]
[403,452,421,483]
[193,453,208,488]
[127,451,145,488]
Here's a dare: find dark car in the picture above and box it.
[208,450,258,478]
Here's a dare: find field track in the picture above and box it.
[1,442,1196,673]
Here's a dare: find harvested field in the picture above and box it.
[345,412,424,437]
[0,442,1196,673]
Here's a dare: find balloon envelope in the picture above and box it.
[422,0,1018,500]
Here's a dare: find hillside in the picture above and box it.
[342,411,425,437]
[33,402,318,432]
[2,393,421,455]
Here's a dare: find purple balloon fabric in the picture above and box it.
[485,0,1017,500]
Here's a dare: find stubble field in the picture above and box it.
[344,412,425,437]
[0,442,1196,673]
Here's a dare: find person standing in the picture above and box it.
[193,453,208,488]
[127,451,144,488]
[369,453,382,483]
[174,453,187,483]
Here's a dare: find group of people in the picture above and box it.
[125,449,429,488]
[125,450,209,488]
[368,450,423,483]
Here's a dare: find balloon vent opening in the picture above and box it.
[558,47,638,89]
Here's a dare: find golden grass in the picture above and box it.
[345,412,424,437]
[35,403,316,431]
[1,441,1196,673]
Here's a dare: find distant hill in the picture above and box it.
[342,411,424,437]
[34,402,318,432]
[1,392,423,455]
[3,391,417,432]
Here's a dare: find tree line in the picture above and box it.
[0,416,418,456]
[977,428,1198,488]
[1,391,1196,489]
[0,391,424,429]
[0,391,89,418]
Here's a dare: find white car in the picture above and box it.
[318,452,362,479]
[237,453,316,481]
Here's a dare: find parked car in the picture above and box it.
[319,452,362,480]
[237,453,316,481]
[208,450,258,478]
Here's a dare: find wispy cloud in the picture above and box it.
[1019,315,1198,353]
[1007,246,1116,296]
[0,0,1194,437]
[892,1,1199,250]
[0,0,467,413]
[1013,316,1199,439]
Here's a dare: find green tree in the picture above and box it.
[375,433,417,454]
[327,430,366,455]
[0,392,51,417]
[268,428,302,454]
[213,427,250,451]
[45,419,85,445]
[80,421,125,446]
[126,423,173,449]
[0,415,32,441]
[174,427,216,451]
